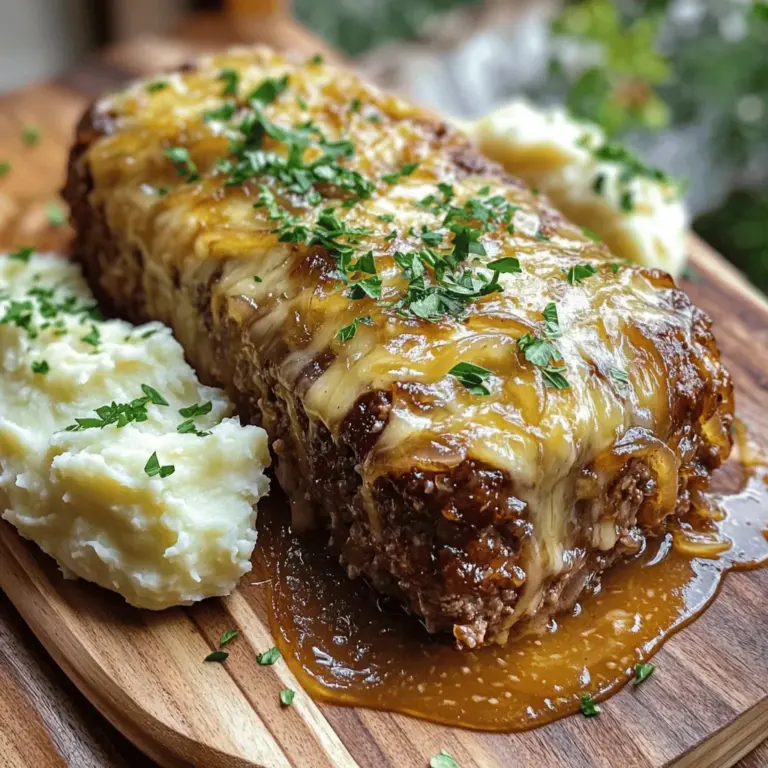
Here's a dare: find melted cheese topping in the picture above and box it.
[81,47,723,628]
[0,252,270,609]
[470,100,689,277]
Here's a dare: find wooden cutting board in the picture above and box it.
[1,25,768,768]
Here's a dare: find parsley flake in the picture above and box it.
[381,162,419,184]
[31,360,49,375]
[580,692,600,717]
[486,257,521,274]
[21,126,40,146]
[144,452,175,479]
[309,53,324,65]
[178,401,213,418]
[542,302,561,337]
[633,662,655,685]
[80,325,101,347]
[140,384,169,406]
[146,81,168,93]
[0,161,10,177]
[279,689,295,707]
[204,650,228,663]
[46,203,66,227]
[256,647,281,666]
[610,368,629,384]
[165,147,199,182]
[218,68,239,96]
[9,246,33,263]
[430,750,460,768]
[249,75,289,105]
[566,263,598,285]
[219,629,239,646]
[448,362,492,396]
[336,315,373,342]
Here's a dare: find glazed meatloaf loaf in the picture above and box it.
[64,47,733,648]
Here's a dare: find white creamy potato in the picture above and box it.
[469,100,688,277]
[0,251,270,609]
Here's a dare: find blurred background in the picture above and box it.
[1,0,766,290]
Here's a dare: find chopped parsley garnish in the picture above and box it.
[367,114,382,123]
[542,302,561,337]
[204,650,228,663]
[486,257,521,273]
[21,126,40,146]
[430,750,460,768]
[309,53,324,65]
[377,213,394,222]
[249,74,289,105]
[517,309,570,390]
[219,629,239,646]
[256,647,281,665]
[592,173,606,196]
[0,161,10,176]
[610,367,629,384]
[1,301,36,337]
[144,452,175,478]
[46,203,66,227]
[534,232,551,242]
[349,97,361,113]
[9,246,33,263]
[165,147,198,181]
[579,692,600,717]
[80,325,101,347]
[178,401,212,418]
[253,275,262,283]
[31,360,49,375]
[279,689,295,707]
[203,101,237,122]
[609,262,621,273]
[591,141,669,185]
[146,81,168,93]
[448,362,492,396]
[633,662,654,685]
[381,162,419,184]
[65,386,169,432]
[566,263,598,285]
[217,68,239,96]
[336,315,373,342]
[620,190,634,212]
[296,95,308,110]
[141,384,169,406]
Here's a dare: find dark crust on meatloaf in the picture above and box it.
[63,94,732,649]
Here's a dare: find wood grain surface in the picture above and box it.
[1,19,768,768]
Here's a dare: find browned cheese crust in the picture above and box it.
[63,47,733,648]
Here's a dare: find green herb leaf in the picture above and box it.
[21,126,40,146]
[31,360,49,375]
[218,68,240,96]
[543,302,561,337]
[486,257,521,273]
[610,367,629,384]
[580,692,600,717]
[336,315,373,342]
[0,161,10,177]
[253,275,262,283]
[146,81,168,93]
[140,384,169,406]
[9,246,34,263]
[582,226,602,242]
[178,401,213,418]
[541,366,570,390]
[249,75,290,105]
[609,262,621,273]
[204,650,228,663]
[80,325,101,347]
[620,190,634,212]
[430,749,460,768]
[381,162,419,184]
[219,629,239,646]
[633,662,654,685]
[165,147,199,181]
[349,97,361,113]
[377,213,394,222]
[566,263,598,285]
[46,203,66,227]
[144,452,175,478]
[309,53,324,65]
[256,647,281,666]
[448,362,492,396]
[279,688,295,707]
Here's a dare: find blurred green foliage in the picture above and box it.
[294,0,476,57]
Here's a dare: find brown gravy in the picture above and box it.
[249,449,768,732]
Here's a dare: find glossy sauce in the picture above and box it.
[251,452,768,731]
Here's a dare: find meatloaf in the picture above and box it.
[64,47,734,648]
